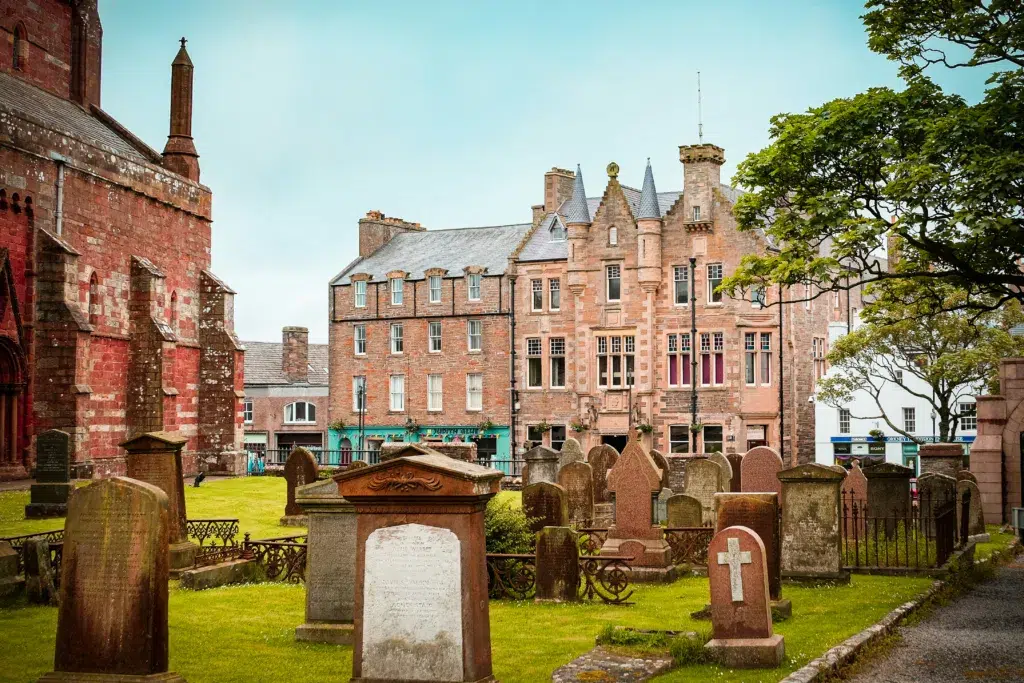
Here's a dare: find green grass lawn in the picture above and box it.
[975,524,1017,561]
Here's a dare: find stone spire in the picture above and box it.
[637,158,661,220]
[162,37,200,182]
[563,164,591,225]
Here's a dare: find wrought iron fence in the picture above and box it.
[578,528,608,556]
[841,490,960,570]
[485,552,633,604]
[476,458,526,478]
[259,449,381,469]
[2,529,64,574]
[664,527,715,566]
[186,518,242,567]
[579,555,633,604]
[242,533,307,582]
[486,553,536,600]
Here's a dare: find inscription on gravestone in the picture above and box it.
[35,430,71,483]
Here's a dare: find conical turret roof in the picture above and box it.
[637,159,661,219]
[563,164,591,224]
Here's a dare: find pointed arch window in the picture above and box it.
[608,226,618,246]
[13,24,28,72]
[88,272,100,327]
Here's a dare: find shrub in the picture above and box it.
[669,630,713,665]
[484,498,535,554]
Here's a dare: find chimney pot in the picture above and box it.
[282,326,309,384]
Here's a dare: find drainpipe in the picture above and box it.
[689,257,697,453]
[508,276,517,462]
[779,283,785,460]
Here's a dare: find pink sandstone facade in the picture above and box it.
[970,357,1024,524]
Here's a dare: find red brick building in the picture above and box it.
[0,0,243,479]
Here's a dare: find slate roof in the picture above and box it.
[0,71,152,163]
[563,165,592,224]
[243,341,329,386]
[332,223,531,285]
[636,161,661,219]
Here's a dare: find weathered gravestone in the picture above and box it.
[522,481,569,534]
[863,462,913,539]
[557,461,594,526]
[704,526,785,669]
[956,479,987,542]
[121,432,196,571]
[666,494,703,528]
[956,470,978,485]
[919,443,963,479]
[588,444,619,502]
[347,459,369,470]
[715,493,787,617]
[524,445,559,486]
[336,453,502,683]
[294,477,357,645]
[25,429,73,519]
[281,446,319,526]
[24,539,57,605]
[917,472,957,538]
[709,452,734,492]
[778,463,847,582]
[0,541,22,599]
[558,437,585,472]
[649,448,671,491]
[842,461,869,540]
[726,453,743,492]
[40,477,185,682]
[535,526,580,602]
[740,447,784,496]
[655,488,674,525]
[378,442,436,462]
[683,458,724,526]
[600,430,674,580]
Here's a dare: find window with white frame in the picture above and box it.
[812,337,826,382]
[702,425,723,453]
[692,205,701,222]
[959,402,977,430]
[751,286,766,308]
[354,280,367,308]
[468,273,481,301]
[760,332,771,385]
[550,337,565,388]
[390,323,403,354]
[549,279,561,311]
[833,289,840,308]
[531,279,543,311]
[429,275,442,303]
[669,425,690,453]
[606,265,621,302]
[428,321,442,352]
[527,338,542,388]
[804,283,811,311]
[609,226,618,245]
[390,277,404,305]
[389,375,405,411]
[467,320,482,351]
[284,401,316,424]
[596,334,634,388]
[838,408,851,434]
[745,333,757,385]
[550,425,566,451]
[466,373,483,411]
[903,407,916,433]
[674,265,689,305]
[700,332,725,386]
[352,376,366,412]
[707,263,723,303]
[667,333,692,387]
[428,374,443,411]
[895,370,904,385]
[354,324,366,355]
[243,398,253,423]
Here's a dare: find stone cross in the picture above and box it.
[718,537,752,602]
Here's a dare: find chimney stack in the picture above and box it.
[162,37,200,182]
[543,167,576,214]
[282,327,309,384]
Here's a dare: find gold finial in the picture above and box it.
[607,161,619,179]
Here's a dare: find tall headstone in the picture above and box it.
[24,539,58,605]
[557,461,594,526]
[704,526,785,669]
[844,460,868,504]
[337,454,502,683]
[918,443,963,479]
[535,527,580,602]
[523,445,559,486]
[917,472,957,539]
[777,463,847,582]
[683,458,725,525]
[740,447,784,496]
[281,446,319,526]
[40,477,184,682]
[709,452,734,492]
[956,479,986,541]
[956,470,978,485]
[522,481,569,533]
[26,429,73,519]
[666,494,703,528]
[715,493,784,607]
[294,477,357,645]
[587,444,618,504]
[600,430,674,580]
[863,462,913,539]
[727,453,743,492]
[558,437,585,472]
[121,432,196,571]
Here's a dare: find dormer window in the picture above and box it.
[693,206,701,221]
[467,273,481,301]
[609,226,618,246]
[390,277,404,305]
[550,218,566,241]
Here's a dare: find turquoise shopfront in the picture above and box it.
[329,424,511,468]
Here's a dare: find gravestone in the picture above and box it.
[683,458,724,525]
[778,463,847,582]
[24,539,57,605]
[704,526,785,669]
[523,481,569,533]
[336,453,502,683]
[558,437,585,472]
[956,470,978,485]
[378,442,436,462]
[281,446,319,526]
[863,463,913,539]
[917,472,957,539]
[40,477,184,682]
[524,445,559,486]
[715,493,782,604]
[666,494,703,528]
[600,430,674,580]
[829,464,848,476]
[709,452,734,492]
[0,541,22,599]
[727,453,743,492]
[649,449,671,490]
[25,429,73,519]
[956,479,987,541]
[535,527,580,602]
[557,461,594,526]
[121,432,196,571]
[740,447,784,496]
[655,488,674,525]
[294,477,357,645]
[587,444,619,504]
[918,443,963,479]
[844,460,868,502]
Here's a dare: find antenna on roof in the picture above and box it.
[697,70,704,145]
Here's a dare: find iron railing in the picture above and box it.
[186,518,241,567]
[476,458,526,478]
[259,449,381,468]
[2,529,64,574]
[841,490,961,570]
[485,552,633,604]
[578,527,713,567]
[242,532,307,582]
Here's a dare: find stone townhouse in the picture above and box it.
[0,0,244,479]
[329,144,856,465]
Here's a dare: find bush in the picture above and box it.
[669,630,713,665]
[484,497,535,554]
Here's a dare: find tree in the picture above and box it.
[721,1,1024,312]
[816,279,1024,443]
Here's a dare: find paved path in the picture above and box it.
[848,559,1024,682]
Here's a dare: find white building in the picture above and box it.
[814,321,978,475]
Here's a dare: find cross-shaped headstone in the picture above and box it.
[717,536,752,602]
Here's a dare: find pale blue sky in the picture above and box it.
[98,0,988,343]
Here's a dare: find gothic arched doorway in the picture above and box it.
[0,338,25,469]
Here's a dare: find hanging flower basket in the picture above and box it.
[636,423,655,434]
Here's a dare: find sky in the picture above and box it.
[98,0,991,344]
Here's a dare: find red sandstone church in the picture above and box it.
[0,0,244,480]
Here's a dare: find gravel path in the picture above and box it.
[848,558,1024,682]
